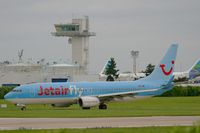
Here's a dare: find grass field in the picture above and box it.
[0,96,200,118]
[0,126,200,133]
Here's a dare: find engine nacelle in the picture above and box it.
[78,96,100,108]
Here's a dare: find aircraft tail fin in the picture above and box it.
[100,59,112,75]
[188,60,200,79]
[141,44,178,85]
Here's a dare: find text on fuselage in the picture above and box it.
[38,85,83,96]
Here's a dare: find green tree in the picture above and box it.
[0,86,14,99]
[144,63,155,76]
[105,58,119,81]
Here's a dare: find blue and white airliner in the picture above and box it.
[4,44,178,110]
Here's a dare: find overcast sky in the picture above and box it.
[0,0,200,73]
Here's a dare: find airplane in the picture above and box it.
[99,59,146,81]
[173,60,200,80]
[99,57,200,82]
[4,44,178,110]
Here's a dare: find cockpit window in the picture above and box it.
[12,89,22,92]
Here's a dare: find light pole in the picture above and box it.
[131,50,139,74]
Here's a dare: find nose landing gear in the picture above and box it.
[16,103,26,111]
[21,106,26,111]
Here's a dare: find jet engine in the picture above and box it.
[78,96,100,108]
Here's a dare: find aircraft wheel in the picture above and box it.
[21,106,26,111]
[99,103,107,110]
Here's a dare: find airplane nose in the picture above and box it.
[4,92,11,99]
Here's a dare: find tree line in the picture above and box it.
[104,57,155,81]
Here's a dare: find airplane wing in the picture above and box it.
[97,88,159,102]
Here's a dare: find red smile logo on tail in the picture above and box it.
[159,60,174,76]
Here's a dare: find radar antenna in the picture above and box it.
[18,49,24,63]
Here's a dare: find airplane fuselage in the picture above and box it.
[5,80,168,105]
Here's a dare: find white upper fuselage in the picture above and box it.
[173,71,189,79]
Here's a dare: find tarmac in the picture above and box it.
[0,116,200,130]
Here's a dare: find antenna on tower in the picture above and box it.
[18,49,24,63]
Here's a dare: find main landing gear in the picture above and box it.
[99,103,107,109]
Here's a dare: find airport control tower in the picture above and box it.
[51,16,96,73]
